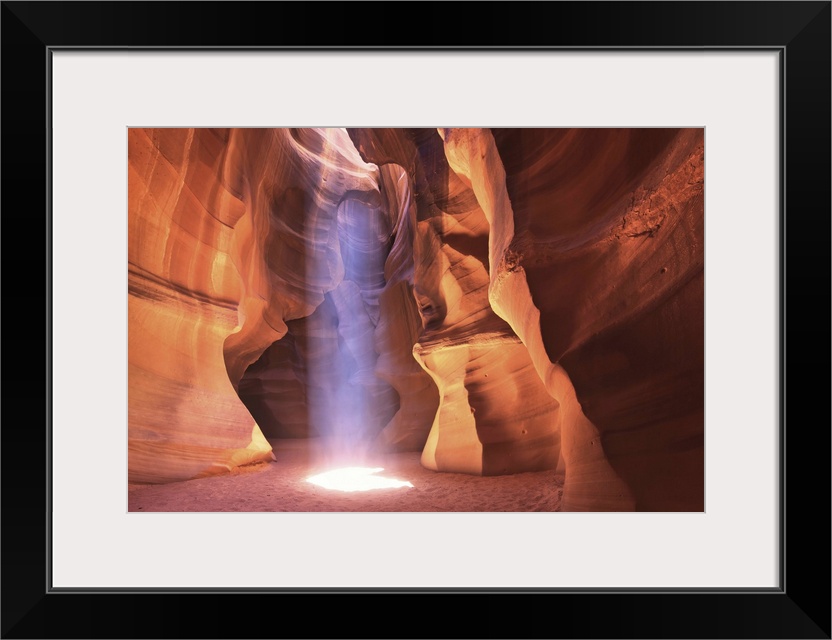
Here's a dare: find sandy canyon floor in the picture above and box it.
[129,439,564,512]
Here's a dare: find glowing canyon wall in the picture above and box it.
[128,127,704,511]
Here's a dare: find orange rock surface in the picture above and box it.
[442,128,704,510]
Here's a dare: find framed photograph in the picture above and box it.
[3,2,829,638]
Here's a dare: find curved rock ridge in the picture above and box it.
[129,128,269,483]
[441,127,704,510]
[348,129,562,476]
[372,163,440,451]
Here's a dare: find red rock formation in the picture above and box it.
[130,128,438,482]
[128,128,273,483]
[442,128,704,510]
[348,129,563,476]
[129,127,704,511]
[129,128,389,482]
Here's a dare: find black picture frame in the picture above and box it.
[2,2,829,638]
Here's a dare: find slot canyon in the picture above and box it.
[128,127,704,512]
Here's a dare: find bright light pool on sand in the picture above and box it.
[306,467,414,492]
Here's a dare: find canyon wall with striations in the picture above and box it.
[129,128,425,482]
[129,127,703,511]
[347,129,563,476]
[128,129,438,482]
[441,128,704,510]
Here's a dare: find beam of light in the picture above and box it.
[306,467,413,492]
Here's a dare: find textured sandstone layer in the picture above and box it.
[130,128,438,482]
[348,129,562,476]
[441,128,704,510]
[129,128,273,483]
[129,128,392,482]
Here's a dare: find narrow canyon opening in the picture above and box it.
[234,184,411,484]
